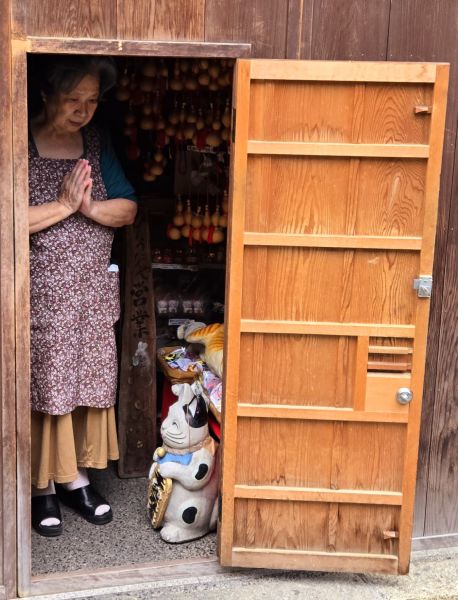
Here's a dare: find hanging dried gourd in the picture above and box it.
[208,61,220,79]
[167,225,181,240]
[206,131,221,148]
[222,99,231,128]
[212,108,222,131]
[191,206,203,229]
[195,109,205,131]
[212,227,225,244]
[198,71,210,87]
[180,59,190,73]
[203,204,211,228]
[211,205,220,227]
[222,190,229,214]
[169,65,183,91]
[220,128,230,142]
[169,101,180,125]
[173,195,185,227]
[218,211,228,228]
[142,60,157,78]
[184,199,193,226]
[187,106,197,124]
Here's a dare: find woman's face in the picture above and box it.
[44,74,100,133]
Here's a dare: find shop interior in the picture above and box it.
[29,54,233,575]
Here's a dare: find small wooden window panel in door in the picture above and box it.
[220,59,448,575]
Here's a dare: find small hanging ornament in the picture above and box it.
[184,199,193,226]
[203,204,211,228]
[222,99,231,128]
[173,195,185,227]
[191,206,203,229]
[211,205,220,227]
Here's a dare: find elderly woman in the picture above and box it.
[29,56,137,537]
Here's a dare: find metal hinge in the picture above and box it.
[413,275,433,298]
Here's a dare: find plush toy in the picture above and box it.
[147,382,219,543]
[177,320,224,377]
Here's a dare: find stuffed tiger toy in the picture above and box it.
[177,321,224,378]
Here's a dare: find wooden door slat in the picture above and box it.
[369,346,413,355]
[243,233,422,250]
[237,404,409,424]
[249,59,437,83]
[247,141,430,158]
[240,320,416,338]
[231,549,398,574]
[234,485,403,505]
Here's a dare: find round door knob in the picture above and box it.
[396,387,413,405]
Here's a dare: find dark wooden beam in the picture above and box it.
[25,36,252,57]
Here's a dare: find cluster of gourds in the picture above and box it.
[115,58,233,183]
[167,192,229,245]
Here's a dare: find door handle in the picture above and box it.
[396,387,413,405]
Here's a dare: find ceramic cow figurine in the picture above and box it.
[147,382,219,543]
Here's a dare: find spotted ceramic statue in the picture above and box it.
[148,382,219,543]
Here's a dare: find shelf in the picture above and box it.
[152,263,225,271]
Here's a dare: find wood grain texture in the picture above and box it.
[234,499,400,555]
[26,37,251,57]
[30,557,223,597]
[231,548,398,574]
[239,334,355,407]
[117,0,205,41]
[245,158,426,237]
[235,419,406,492]
[237,405,409,424]
[242,247,419,325]
[310,0,391,60]
[387,0,458,538]
[218,59,251,566]
[286,0,313,59]
[249,60,437,83]
[249,82,433,144]
[205,0,288,58]
[12,43,31,596]
[117,220,157,477]
[25,0,117,38]
[0,0,16,596]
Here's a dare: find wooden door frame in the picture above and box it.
[1,0,17,598]
[11,36,250,599]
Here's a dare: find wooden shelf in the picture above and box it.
[152,262,225,271]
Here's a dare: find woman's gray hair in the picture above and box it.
[40,55,117,99]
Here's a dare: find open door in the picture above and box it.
[219,59,449,575]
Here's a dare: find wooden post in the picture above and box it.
[117,214,157,477]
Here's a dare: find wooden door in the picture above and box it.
[219,59,449,575]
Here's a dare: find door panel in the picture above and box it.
[246,157,426,236]
[249,82,433,144]
[220,59,449,574]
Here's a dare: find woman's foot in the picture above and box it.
[55,483,113,525]
[31,494,63,537]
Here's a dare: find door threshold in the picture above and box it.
[28,555,234,597]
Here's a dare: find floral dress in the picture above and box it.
[29,126,120,416]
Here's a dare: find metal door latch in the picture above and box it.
[413,276,432,298]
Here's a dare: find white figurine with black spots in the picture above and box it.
[149,382,219,543]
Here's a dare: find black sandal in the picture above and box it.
[55,484,113,525]
[32,494,63,537]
